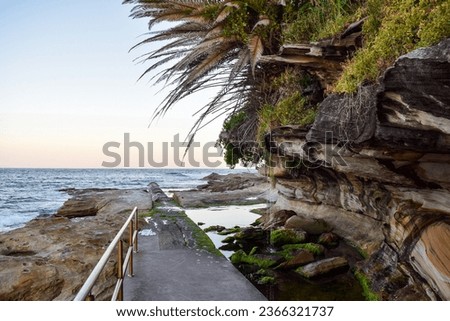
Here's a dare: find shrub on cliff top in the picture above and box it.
[283,0,363,42]
[335,0,450,92]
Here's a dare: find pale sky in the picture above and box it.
[0,1,227,168]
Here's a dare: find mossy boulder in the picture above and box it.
[276,249,315,270]
[219,242,241,251]
[234,227,269,249]
[281,243,325,256]
[230,250,280,269]
[221,236,235,244]
[234,227,266,240]
[204,225,226,233]
[258,276,276,285]
[217,227,241,235]
[270,229,307,247]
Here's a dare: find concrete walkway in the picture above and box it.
[123,234,266,300]
[123,186,266,301]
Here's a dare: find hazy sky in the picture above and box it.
[0,1,227,168]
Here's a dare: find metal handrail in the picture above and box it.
[73,207,138,301]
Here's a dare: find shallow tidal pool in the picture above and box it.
[185,204,262,258]
[185,204,365,301]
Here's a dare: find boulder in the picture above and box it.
[221,236,236,244]
[218,243,241,251]
[296,257,349,278]
[262,210,296,228]
[276,250,315,270]
[284,216,331,234]
[270,229,307,247]
[230,250,280,269]
[318,232,340,248]
[55,198,99,218]
[217,227,241,235]
[203,225,226,233]
[234,228,267,242]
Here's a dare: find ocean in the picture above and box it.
[0,167,255,232]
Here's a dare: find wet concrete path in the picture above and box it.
[123,184,266,301]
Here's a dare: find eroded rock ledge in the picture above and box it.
[261,39,450,300]
[172,172,272,207]
[0,188,152,300]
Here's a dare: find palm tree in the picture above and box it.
[123,0,288,136]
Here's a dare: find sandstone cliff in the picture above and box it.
[261,39,450,300]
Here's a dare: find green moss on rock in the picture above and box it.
[230,250,277,269]
[281,243,325,256]
[354,270,380,301]
[217,227,242,235]
[258,276,276,285]
[270,229,306,247]
[184,215,223,257]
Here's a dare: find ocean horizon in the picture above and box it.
[0,167,256,232]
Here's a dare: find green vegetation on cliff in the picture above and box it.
[335,0,450,92]
[283,0,363,42]
[257,69,318,140]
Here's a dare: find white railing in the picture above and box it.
[73,207,138,301]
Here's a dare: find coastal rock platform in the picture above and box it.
[0,181,266,301]
[0,188,152,300]
[172,172,273,207]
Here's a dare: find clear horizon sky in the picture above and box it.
[0,1,228,168]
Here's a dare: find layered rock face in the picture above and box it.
[262,39,450,300]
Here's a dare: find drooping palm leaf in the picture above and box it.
[124,0,287,138]
[248,34,264,76]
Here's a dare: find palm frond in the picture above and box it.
[248,34,264,76]
[124,0,285,142]
[215,2,239,24]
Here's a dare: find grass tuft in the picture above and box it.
[335,0,450,92]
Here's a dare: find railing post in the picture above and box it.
[117,240,124,301]
[134,209,138,253]
[74,207,138,301]
[128,222,134,277]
